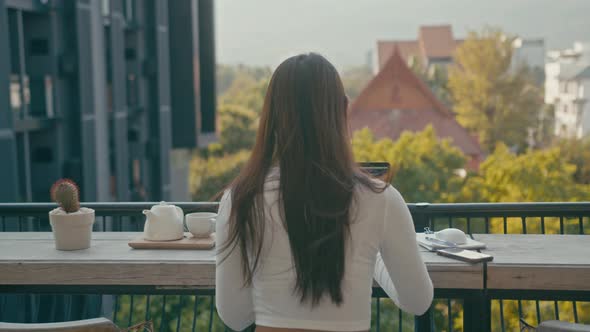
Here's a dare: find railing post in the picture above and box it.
[414,202,431,332]
[413,203,430,232]
[415,308,432,332]
[463,290,490,332]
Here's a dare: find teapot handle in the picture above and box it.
[210,218,216,234]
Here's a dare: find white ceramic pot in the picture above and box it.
[49,207,95,250]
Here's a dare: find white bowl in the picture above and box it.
[185,212,217,238]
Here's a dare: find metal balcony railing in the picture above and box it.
[0,202,589,332]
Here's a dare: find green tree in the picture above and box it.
[534,104,555,149]
[555,138,590,185]
[448,28,544,152]
[460,143,589,203]
[112,295,228,331]
[219,71,269,113]
[352,126,466,203]
[216,64,271,96]
[217,104,258,153]
[189,65,269,203]
[190,150,251,201]
[409,56,451,106]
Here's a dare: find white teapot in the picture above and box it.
[142,201,184,241]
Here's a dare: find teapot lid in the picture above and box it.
[152,201,175,210]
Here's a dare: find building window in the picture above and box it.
[29,38,49,56]
[563,104,568,114]
[568,82,574,94]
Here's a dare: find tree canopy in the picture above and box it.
[448,28,544,152]
[409,56,451,106]
[216,104,258,154]
[352,126,466,203]
[352,126,590,204]
[556,138,590,185]
[459,143,589,203]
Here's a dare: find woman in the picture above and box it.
[216,53,433,332]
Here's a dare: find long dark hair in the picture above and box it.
[220,53,385,305]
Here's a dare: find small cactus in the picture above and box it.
[50,179,81,213]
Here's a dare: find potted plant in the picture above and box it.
[49,179,95,250]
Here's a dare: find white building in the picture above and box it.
[553,66,590,139]
[545,42,590,139]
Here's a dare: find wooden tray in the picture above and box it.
[128,232,215,250]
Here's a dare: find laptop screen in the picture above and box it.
[359,162,391,181]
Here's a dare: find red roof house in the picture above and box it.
[376,25,463,70]
[349,48,483,170]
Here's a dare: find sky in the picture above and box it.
[214,0,590,69]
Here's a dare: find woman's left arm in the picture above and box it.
[215,191,255,331]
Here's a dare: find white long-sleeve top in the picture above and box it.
[215,169,433,331]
